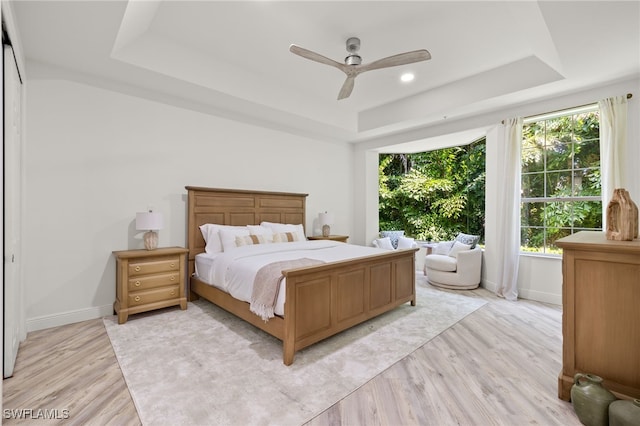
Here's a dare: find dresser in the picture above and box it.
[556,231,640,400]
[113,247,188,324]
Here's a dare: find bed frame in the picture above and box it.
[185,186,417,365]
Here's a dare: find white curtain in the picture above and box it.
[598,96,628,229]
[495,117,523,301]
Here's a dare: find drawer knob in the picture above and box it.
[135,266,141,272]
[134,280,141,287]
[134,296,141,302]
[170,290,175,296]
[170,263,175,268]
[170,276,175,281]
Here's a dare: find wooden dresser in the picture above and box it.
[556,231,640,400]
[113,247,188,324]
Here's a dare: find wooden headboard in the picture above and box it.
[185,186,308,276]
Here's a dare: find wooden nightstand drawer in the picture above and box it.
[113,247,189,324]
[128,272,179,291]
[128,257,180,277]
[128,285,180,307]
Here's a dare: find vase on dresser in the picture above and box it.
[606,188,638,241]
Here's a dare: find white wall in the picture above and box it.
[24,76,353,331]
[355,77,640,305]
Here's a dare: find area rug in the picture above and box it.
[103,278,487,426]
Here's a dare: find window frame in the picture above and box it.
[520,104,602,255]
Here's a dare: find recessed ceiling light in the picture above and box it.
[401,73,415,83]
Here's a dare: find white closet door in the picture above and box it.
[4,44,25,378]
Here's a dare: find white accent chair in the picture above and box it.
[425,242,482,290]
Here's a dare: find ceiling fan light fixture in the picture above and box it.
[345,54,362,66]
[289,37,431,99]
[401,72,415,83]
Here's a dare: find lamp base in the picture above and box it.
[322,224,330,237]
[143,230,158,250]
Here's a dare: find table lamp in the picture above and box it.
[318,211,334,237]
[136,211,163,250]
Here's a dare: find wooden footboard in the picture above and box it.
[281,248,417,365]
[191,247,417,365]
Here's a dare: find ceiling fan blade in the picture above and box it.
[337,75,356,100]
[358,49,431,73]
[289,44,347,72]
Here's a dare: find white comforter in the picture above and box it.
[195,240,391,315]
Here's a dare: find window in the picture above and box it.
[521,106,602,254]
[379,138,486,243]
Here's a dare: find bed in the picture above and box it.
[185,186,418,365]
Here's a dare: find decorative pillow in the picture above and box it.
[448,241,471,258]
[373,237,395,250]
[380,230,405,249]
[272,232,300,243]
[455,232,480,249]
[433,241,454,255]
[260,222,306,241]
[235,234,267,247]
[200,224,249,254]
[218,227,251,252]
[396,236,415,249]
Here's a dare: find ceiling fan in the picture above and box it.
[289,37,431,100]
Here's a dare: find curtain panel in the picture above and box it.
[494,117,523,301]
[598,95,629,229]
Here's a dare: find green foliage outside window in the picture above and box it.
[521,109,602,254]
[379,140,486,243]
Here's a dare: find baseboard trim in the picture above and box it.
[480,279,561,305]
[517,289,562,305]
[26,304,114,332]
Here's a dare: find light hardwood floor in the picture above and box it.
[3,284,581,425]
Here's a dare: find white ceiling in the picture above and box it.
[9,1,640,148]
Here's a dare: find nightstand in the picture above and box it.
[113,247,188,324]
[307,235,349,243]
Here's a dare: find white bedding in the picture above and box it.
[194,240,392,316]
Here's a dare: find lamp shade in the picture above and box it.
[318,212,334,226]
[136,212,163,231]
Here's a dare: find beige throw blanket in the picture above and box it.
[250,258,325,321]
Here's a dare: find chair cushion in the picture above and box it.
[425,254,457,272]
[433,241,454,255]
[448,241,471,258]
[397,236,416,249]
[380,231,404,249]
[455,232,480,249]
[373,237,395,250]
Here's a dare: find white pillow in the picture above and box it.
[247,225,274,242]
[448,241,471,258]
[218,227,250,252]
[272,232,300,243]
[200,224,251,254]
[397,237,415,249]
[374,237,395,250]
[260,222,306,241]
[433,241,454,255]
[199,224,222,254]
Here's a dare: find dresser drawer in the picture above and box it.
[128,272,179,291]
[128,257,180,277]
[128,285,180,307]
